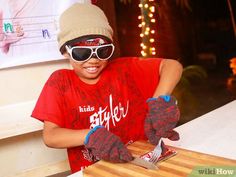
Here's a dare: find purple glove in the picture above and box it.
[144,95,180,145]
[84,126,133,162]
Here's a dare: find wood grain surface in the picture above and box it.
[83,140,236,177]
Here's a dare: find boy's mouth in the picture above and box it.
[85,66,99,74]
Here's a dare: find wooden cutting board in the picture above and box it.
[83,140,236,177]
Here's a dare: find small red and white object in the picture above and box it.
[140,147,177,163]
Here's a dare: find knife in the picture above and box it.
[130,157,158,170]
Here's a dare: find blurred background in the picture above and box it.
[95,0,236,125]
[0,1,235,176]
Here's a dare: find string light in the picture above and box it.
[150,6,155,12]
[150,38,155,43]
[138,0,157,57]
[149,13,153,18]
[151,18,156,23]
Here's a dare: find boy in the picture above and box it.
[31,3,183,173]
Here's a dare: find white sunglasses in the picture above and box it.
[65,44,115,62]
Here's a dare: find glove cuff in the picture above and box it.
[147,95,171,103]
[84,125,104,145]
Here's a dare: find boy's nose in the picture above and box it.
[91,53,98,59]
[88,56,99,63]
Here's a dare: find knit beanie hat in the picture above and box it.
[57,3,113,51]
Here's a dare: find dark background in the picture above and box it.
[115,0,236,69]
[97,0,236,124]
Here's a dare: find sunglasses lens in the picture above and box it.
[72,48,91,61]
[97,45,113,59]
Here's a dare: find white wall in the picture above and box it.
[0,59,71,106]
[0,59,71,177]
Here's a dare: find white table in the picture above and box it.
[164,100,236,160]
[70,100,236,177]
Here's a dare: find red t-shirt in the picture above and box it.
[31,57,162,173]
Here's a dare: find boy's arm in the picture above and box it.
[144,59,182,145]
[43,121,90,148]
[43,121,133,162]
[153,59,183,97]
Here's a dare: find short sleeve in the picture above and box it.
[31,70,67,127]
[129,57,162,98]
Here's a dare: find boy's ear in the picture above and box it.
[63,52,70,58]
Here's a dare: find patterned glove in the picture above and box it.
[84,126,133,162]
[144,95,180,145]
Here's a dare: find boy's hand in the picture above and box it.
[144,96,180,145]
[84,126,133,162]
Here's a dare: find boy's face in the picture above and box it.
[64,37,114,84]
